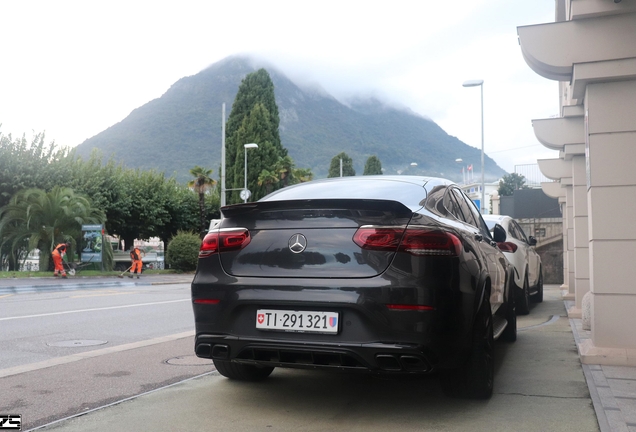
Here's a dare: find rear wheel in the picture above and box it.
[441,294,494,399]
[213,359,274,381]
[532,269,544,303]
[501,275,517,342]
[517,274,530,315]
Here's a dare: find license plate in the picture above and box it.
[256,309,339,334]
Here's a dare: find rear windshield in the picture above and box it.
[261,178,428,209]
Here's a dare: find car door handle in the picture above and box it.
[474,233,483,242]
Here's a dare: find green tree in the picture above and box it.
[328,152,355,177]
[188,166,216,235]
[0,186,105,271]
[0,130,74,208]
[498,173,529,196]
[363,155,383,175]
[112,169,176,250]
[225,69,287,203]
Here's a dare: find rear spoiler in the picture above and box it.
[220,199,413,219]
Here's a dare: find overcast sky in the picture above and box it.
[0,0,559,174]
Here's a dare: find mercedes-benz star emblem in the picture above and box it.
[288,234,307,254]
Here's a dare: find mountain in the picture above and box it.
[75,55,507,183]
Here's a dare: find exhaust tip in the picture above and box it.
[375,354,402,371]
[195,343,212,358]
[211,344,230,359]
[400,355,430,372]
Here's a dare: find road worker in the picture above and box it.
[129,246,144,279]
[52,242,71,278]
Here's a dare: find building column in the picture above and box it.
[580,80,636,364]
[568,156,589,318]
[564,184,575,300]
[559,197,572,298]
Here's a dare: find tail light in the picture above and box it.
[199,228,251,258]
[353,226,461,257]
[497,242,518,253]
[352,227,403,251]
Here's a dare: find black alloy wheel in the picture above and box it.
[517,274,530,315]
[441,290,495,399]
[213,359,274,381]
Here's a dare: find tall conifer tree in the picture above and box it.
[225,69,287,203]
[328,152,355,177]
[363,155,383,175]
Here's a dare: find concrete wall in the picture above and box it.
[518,218,564,284]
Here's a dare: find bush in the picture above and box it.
[166,231,201,272]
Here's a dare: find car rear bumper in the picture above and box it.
[195,333,446,373]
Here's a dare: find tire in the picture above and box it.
[501,275,517,342]
[516,274,530,315]
[532,269,544,303]
[441,294,495,399]
[213,359,274,381]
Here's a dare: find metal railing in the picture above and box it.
[514,164,552,188]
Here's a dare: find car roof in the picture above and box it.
[481,214,509,222]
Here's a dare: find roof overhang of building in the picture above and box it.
[517,13,636,81]
[532,117,585,151]
[538,158,572,180]
[541,181,566,199]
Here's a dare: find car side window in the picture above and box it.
[451,188,479,228]
[459,191,493,240]
[443,189,465,222]
[512,221,529,243]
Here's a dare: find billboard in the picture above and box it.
[81,224,103,263]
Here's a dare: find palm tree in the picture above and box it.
[257,169,280,195]
[188,166,216,234]
[0,186,105,271]
[275,156,295,187]
[293,168,314,184]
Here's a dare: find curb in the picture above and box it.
[0,277,193,295]
[0,281,137,295]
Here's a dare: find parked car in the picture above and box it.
[482,215,543,315]
[192,176,515,399]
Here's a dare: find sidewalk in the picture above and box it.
[0,274,194,295]
[567,299,636,432]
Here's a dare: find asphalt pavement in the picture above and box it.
[3,276,635,431]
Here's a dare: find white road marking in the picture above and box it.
[0,330,195,379]
[0,298,191,321]
[69,291,137,298]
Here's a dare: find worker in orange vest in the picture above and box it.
[52,242,70,278]
[129,246,144,279]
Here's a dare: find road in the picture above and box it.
[0,282,214,430]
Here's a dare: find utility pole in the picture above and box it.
[221,103,226,207]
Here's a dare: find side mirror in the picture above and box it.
[493,224,507,243]
[528,236,537,246]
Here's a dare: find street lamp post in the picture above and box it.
[243,143,259,203]
[462,79,485,214]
